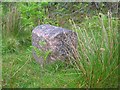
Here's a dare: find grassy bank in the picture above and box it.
[2,13,119,88]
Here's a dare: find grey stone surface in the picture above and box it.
[32,24,78,66]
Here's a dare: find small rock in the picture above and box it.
[32,24,78,66]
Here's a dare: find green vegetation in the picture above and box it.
[2,2,119,88]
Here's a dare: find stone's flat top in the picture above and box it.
[32,24,73,39]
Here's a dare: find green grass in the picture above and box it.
[2,49,82,88]
[2,14,119,88]
[2,46,118,88]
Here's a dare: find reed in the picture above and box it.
[68,13,119,87]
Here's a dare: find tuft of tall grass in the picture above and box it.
[68,13,119,87]
[2,4,21,54]
[2,3,32,54]
[2,4,20,38]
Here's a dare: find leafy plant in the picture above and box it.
[18,2,49,29]
[39,41,46,46]
[30,40,52,62]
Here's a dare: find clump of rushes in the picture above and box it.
[68,13,119,88]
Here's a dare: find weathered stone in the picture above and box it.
[32,24,78,66]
